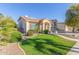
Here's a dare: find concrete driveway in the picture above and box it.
[58,32,79,35]
[58,32,79,39]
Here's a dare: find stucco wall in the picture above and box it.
[18,19,26,33]
[25,22,29,33]
[42,19,51,31]
[57,23,65,31]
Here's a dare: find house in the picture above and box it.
[57,22,66,32]
[65,25,78,32]
[57,22,78,32]
[18,16,57,34]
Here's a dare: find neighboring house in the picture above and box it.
[18,16,57,34]
[65,25,78,32]
[57,22,78,32]
[57,22,65,32]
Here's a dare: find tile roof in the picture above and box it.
[20,16,41,23]
[18,16,56,23]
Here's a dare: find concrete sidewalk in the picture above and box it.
[67,42,79,55]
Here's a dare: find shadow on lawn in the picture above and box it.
[21,37,75,55]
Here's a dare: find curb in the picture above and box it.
[17,42,26,55]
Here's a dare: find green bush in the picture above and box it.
[77,29,79,32]
[9,31,22,43]
[44,30,49,34]
[27,30,34,36]
[0,41,8,46]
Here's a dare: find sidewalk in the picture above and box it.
[57,34,79,55]
[67,42,79,55]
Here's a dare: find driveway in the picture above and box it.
[59,32,79,35]
[0,43,24,55]
[58,32,79,40]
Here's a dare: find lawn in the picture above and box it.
[20,34,76,55]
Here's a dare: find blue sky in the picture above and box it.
[0,3,72,23]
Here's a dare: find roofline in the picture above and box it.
[17,16,57,22]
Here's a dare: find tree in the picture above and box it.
[0,13,4,18]
[65,4,79,32]
[0,16,17,28]
[0,13,21,42]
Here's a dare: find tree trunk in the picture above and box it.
[72,27,75,33]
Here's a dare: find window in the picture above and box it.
[30,23,37,30]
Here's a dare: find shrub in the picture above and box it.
[44,30,49,34]
[77,29,79,32]
[27,30,34,36]
[0,41,8,46]
[9,31,22,43]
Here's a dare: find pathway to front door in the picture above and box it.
[0,43,24,55]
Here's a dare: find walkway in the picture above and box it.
[67,42,79,55]
[0,43,24,55]
[57,34,79,55]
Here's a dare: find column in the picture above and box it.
[26,22,29,33]
[43,23,45,31]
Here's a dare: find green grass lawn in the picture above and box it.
[20,34,76,55]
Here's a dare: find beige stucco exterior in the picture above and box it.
[57,22,78,32]
[42,19,52,31]
[18,16,57,34]
[26,22,29,32]
[65,25,73,32]
[57,23,65,31]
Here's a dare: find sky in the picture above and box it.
[0,3,72,23]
